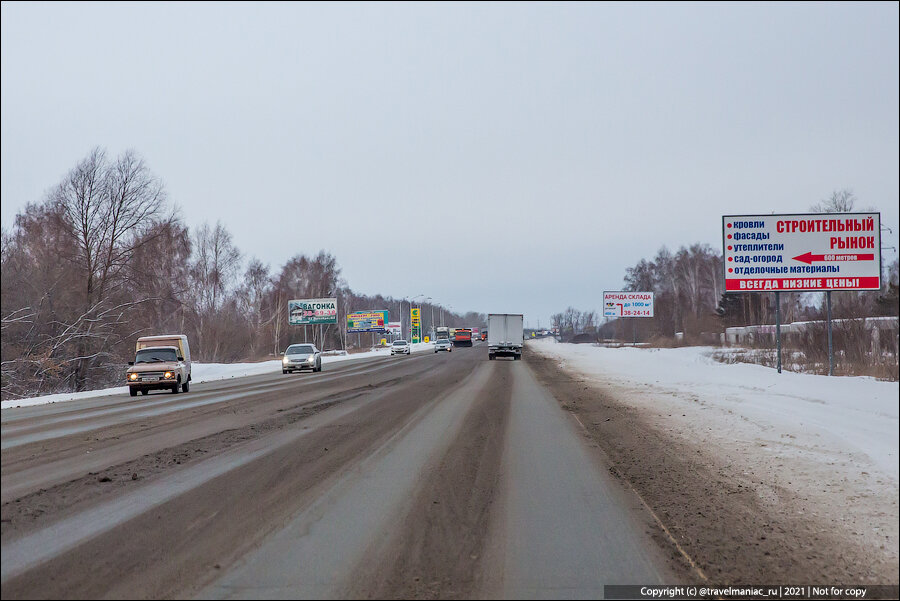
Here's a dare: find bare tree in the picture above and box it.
[237,258,272,357]
[809,189,874,213]
[50,148,170,389]
[187,221,242,360]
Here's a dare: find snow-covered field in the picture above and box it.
[529,338,899,478]
[1,342,435,410]
[528,338,899,564]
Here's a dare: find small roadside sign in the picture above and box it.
[603,292,654,317]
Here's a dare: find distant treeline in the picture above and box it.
[553,191,899,344]
[1,148,484,399]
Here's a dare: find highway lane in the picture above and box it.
[1,351,436,501]
[1,344,681,599]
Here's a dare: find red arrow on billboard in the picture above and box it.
[792,252,875,264]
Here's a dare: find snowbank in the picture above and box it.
[1,342,435,410]
[528,339,899,480]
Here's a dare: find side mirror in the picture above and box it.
[128,361,134,366]
[177,356,184,361]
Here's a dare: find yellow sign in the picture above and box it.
[380,338,387,346]
[411,307,421,326]
[424,336,429,343]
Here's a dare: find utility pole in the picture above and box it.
[425,296,434,341]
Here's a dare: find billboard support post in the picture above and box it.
[827,291,834,376]
[775,291,782,374]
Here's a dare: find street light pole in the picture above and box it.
[401,298,408,341]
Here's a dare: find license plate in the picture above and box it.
[143,376,159,381]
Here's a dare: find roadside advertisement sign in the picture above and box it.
[288,298,338,325]
[347,310,389,333]
[411,308,421,343]
[386,321,402,335]
[723,213,881,291]
[603,292,654,317]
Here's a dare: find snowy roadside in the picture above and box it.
[528,338,899,479]
[527,338,899,578]
[1,342,435,410]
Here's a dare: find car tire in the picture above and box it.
[172,380,180,394]
[141,389,149,395]
[182,381,189,393]
[489,354,495,360]
[129,388,137,397]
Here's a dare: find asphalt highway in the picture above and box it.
[1,344,676,599]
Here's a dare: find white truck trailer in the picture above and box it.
[487,313,524,360]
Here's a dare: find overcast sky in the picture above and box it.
[3,2,898,328]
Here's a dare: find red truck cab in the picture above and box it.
[453,328,473,347]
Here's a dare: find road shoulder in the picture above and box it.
[525,350,899,586]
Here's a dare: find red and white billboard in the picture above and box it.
[603,292,654,317]
[723,213,881,292]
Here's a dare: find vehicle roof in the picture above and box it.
[138,335,187,340]
[136,346,179,352]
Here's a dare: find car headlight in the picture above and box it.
[129,373,138,381]
[283,357,289,364]
[164,371,173,379]
[307,356,315,363]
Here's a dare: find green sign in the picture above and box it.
[411,307,421,343]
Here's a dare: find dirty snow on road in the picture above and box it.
[528,338,899,579]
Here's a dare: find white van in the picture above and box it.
[126,335,192,396]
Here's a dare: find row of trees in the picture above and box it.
[552,243,725,342]
[1,148,479,400]
[553,191,898,342]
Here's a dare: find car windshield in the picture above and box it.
[286,345,315,354]
[393,341,407,346]
[135,348,178,363]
